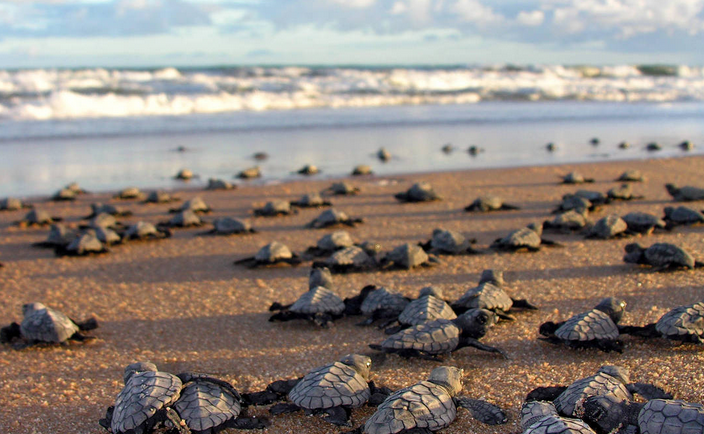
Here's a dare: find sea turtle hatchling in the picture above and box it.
[234,241,302,268]
[464,195,520,212]
[306,230,355,256]
[371,308,506,360]
[307,209,364,229]
[203,217,256,235]
[323,182,361,196]
[419,229,479,255]
[395,182,442,203]
[237,166,261,179]
[619,301,704,344]
[86,203,132,218]
[312,246,377,273]
[384,287,456,334]
[666,184,704,202]
[54,232,109,257]
[354,366,507,434]
[297,164,320,175]
[309,267,334,289]
[113,187,144,200]
[253,200,295,217]
[663,206,704,228]
[32,224,77,249]
[16,209,62,227]
[544,210,589,233]
[492,223,557,252]
[269,286,346,327]
[520,401,597,434]
[290,193,332,208]
[51,187,78,201]
[623,243,703,271]
[170,196,211,214]
[344,285,410,326]
[377,148,391,161]
[65,182,87,195]
[608,184,643,201]
[81,226,122,246]
[1,302,98,347]
[0,197,31,211]
[539,298,627,352]
[621,212,666,235]
[143,190,180,203]
[561,172,594,184]
[352,165,373,176]
[86,213,121,230]
[553,195,594,214]
[159,209,203,228]
[572,190,609,206]
[584,398,704,434]
[206,178,236,190]
[380,243,439,270]
[585,214,628,239]
[451,271,537,320]
[121,221,171,241]
[267,354,387,426]
[175,168,195,180]
[617,170,645,182]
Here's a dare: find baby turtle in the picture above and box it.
[441,143,454,153]
[451,271,537,320]
[1,197,31,211]
[323,182,361,196]
[55,232,109,257]
[206,178,236,190]
[521,401,596,434]
[114,187,143,200]
[663,206,704,228]
[175,168,195,180]
[160,209,203,228]
[253,151,269,160]
[380,243,439,270]
[173,196,212,214]
[291,192,332,208]
[468,145,484,155]
[307,208,363,229]
[619,141,630,149]
[377,148,391,161]
[306,230,355,256]
[32,224,77,249]
[395,182,441,203]
[51,187,78,201]
[297,164,320,175]
[622,212,666,235]
[465,195,520,212]
[620,301,704,344]
[546,142,558,152]
[344,285,410,326]
[204,217,256,235]
[253,200,295,217]
[86,213,120,230]
[617,170,645,182]
[585,214,628,239]
[666,184,704,202]
[561,172,594,184]
[646,142,661,151]
[268,354,380,426]
[553,195,594,214]
[358,366,507,434]
[237,166,261,179]
[312,246,377,273]
[86,203,132,218]
[584,397,703,434]
[1,302,98,347]
[16,209,62,227]
[623,243,703,271]
[352,165,373,176]
[121,221,171,241]
[544,210,589,233]
[142,190,180,203]
[234,241,302,268]
[539,298,626,352]
[608,184,642,201]
[492,223,556,252]
[65,182,87,195]
[269,286,345,327]
[100,362,187,434]
[371,308,505,359]
[420,228,479,255]
[384,287,456,334]
[573,190,609,206]
[680,140,695,151]
[82,226,121,245]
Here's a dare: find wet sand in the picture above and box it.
[1,155,703,434]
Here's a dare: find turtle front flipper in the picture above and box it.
[495,310,516,321]
[224,415,270,430]
[367,381,392,406]
[457,337,508,358]
[454,397,508,425]
[525,385,567,402]
[501,204,521,210]
[243,378,301,406]
[511,298,538,310]
[268,310,307,323]
[626,382,672,400]
[383,323,406,335]
[595,338,624,353]
[0,322,21,343]
[269,403,301,415]
[540,238,561,247]
[268,302,292,312]
[321,406,352,426]
[618,323,658,338]
[538,321,563,337]
[695,261,704,268]
[98,405,114,431]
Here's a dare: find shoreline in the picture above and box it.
[1,156,704,434]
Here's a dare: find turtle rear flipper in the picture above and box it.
[268,310,307,323]
[626,382,673,400]
[367,381,392,406]
[458,337,508,358]
[0,322,21,343]
[696,261,704,268]
[540,238,561,247]
[269,302,292,312]
[454,397,507,425]
[321,406,352,426]
[501,203,521,211]
[618,323,658,338]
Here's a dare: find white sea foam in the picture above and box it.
[0,65,703,121]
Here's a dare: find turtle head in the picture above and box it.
[665,184,679,196]
[123,362,158,384]
[598,365,630,384]
[339,354,372,380]
[521,401,558,431]
[594,297,627,323]
[428,366,463,396]
[22,302,47,316]
[419,286,443,299]
[479,269,504,286]
[623,243,645,264]
[454,308,497,338]
[527,222,543,236]
[663,207,674,218]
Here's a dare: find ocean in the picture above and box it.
[1,65,703,197]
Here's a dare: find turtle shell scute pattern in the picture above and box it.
[638,399,704,434]
[644,244,694,269]
[656,303,704,339]
[289,287,345,315]
[111,371,183,434]
[289,361,371,410]
[361,288,409,316]
[554,372,631,417]
[524,414,597,434]
[173,379,241,433]
[501,228,541,248]
[398,296,457,326]
[454,282,513,311]
[364,380,456,434]
[20,306,79,343]
[555,309,619,342]
[381,319,460,355]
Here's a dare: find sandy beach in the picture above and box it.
[1,155,703,434]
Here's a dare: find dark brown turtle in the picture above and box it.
[617,170,645,182]
[237,166,261,179]
[380,243,439,270]
[384,287,456,334]
[377,148,391,162]
[291,193,332,208]
[159,209,204,228]
[663,206,704,228]
[323,182,360,196]
[307,209,363,229]
[306,230,355,256]
[142,190,180,203]
[121,221,171,241]
[312,246,377,273]
[608,183,642,201]
[451,270,537,320]
[352,165,373,176]
[16,209,62,228]
[55,232,109,257]
[544,210,589,233]
[619,301,704,344]
[585,214,628,239]
[234,241,302,268]
[357,367,506,434]
[370,309,506,360]
[1,302,98,348]
[561,172,594,184]
[253,200,295,217]
[1,197,31,211]
[539,297,626,352]
[419,229,479,255]
[492,223,557,252]
[395,182,441,203]
[204,217,256,235]
[622,212,666,235]
[269,286,346,327]
[623,243,703,271]
[465,195,520,212]
[666,184,704,202]
[206,178,236,190]
[169,196,211,214]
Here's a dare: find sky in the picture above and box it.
[0,0,702,68]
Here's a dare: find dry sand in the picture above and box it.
[1,156,703,434]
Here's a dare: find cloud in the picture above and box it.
[517,10,544,26]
